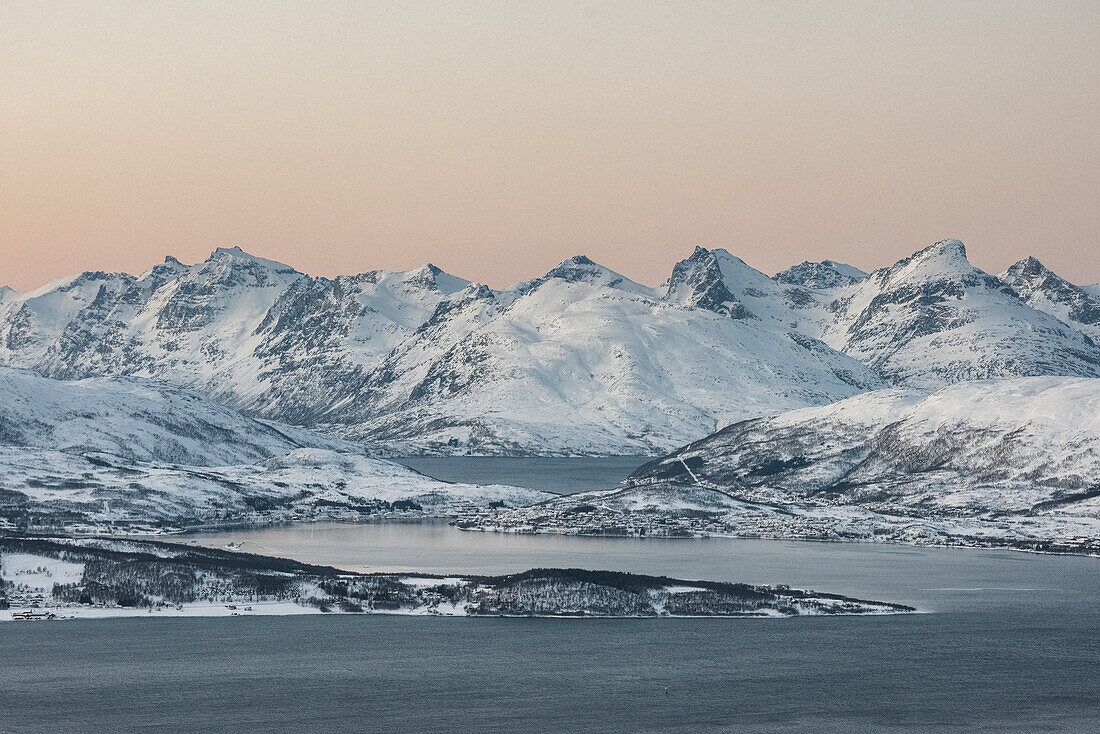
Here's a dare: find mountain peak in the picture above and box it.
[1003,256,1050,279]
[205,246,298,274]
[875,239,975,285]
[998,256,1100,335]
[513,255,650,295]
[664,247,754,318]
[916,238,967,260]
[408,263,470,295]
[776,260,867,288]
[547,255,609,279]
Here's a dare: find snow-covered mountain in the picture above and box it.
[342,254,884,454]
[775,259,868,289]
[2,239,1099,455]
[998,256,1100,342]
[467,377,1100,552]
[0,248,470,426]
[818,240,1100,388]
[0,367,547,531]
[0,246,883,455]
[629,376,1100,514]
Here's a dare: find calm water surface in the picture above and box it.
[2,458,1098,733]
[396,454,650,494]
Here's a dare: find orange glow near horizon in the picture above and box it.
[1,1,1098,291]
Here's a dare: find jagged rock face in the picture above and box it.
[663,247,752,318]
[628,376,1100,516]
[775,260,867,289]
[820,240,1100,388]
[999,256,1100,341]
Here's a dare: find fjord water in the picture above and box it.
[396,454,651,494]
[3,458,1099,733]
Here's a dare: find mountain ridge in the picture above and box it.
[3,239,1099,455]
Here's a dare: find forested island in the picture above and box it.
[0,535,914,620]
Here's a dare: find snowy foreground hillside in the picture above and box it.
[465,377,1100,554]
[3,239,1098,454]
[0,536,913,619]
[0,368,547,533]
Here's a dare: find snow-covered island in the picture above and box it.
[0,535,914,620]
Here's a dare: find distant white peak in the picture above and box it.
[671,246,763,280]
[533,255,650,294]
[998,256,1100,331]
[137,255,188,282]
[454,281,494,301]
[999,256,1054,283]
[874,238,976,283]
[206,246,298,274]
[822,261,868,280]
[706,248,781,290]
[412,263,471,295]
[914,238,968,262]
[775,259,867,288]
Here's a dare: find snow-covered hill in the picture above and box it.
[466,377,1100,552]
[630,376,1100,513]
[0,366,328,466]
[0,367,547,532]
[2,239,1099,455]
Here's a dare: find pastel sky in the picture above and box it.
[2,0,1098,291]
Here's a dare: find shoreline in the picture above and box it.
[3,600,921,623]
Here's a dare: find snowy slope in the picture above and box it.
[0,446,546,531]
[0,368,548,531]
[629,376,1100,514]
[0,366,321,466]
[467,377,1100,551]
